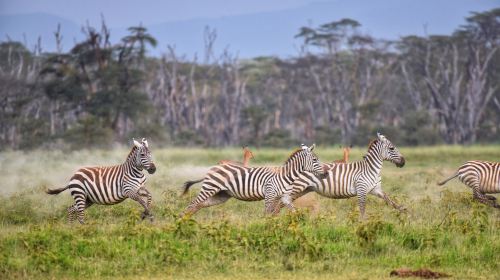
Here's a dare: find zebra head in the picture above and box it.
[296,144,326,176]
[376,133,405,168]
[133,138,157,174]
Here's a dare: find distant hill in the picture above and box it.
[0,13,82,53]
[0,0,497,58]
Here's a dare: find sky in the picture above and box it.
[0,0,498,58]
[0,0,325,27]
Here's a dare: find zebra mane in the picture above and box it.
[284,148,305,165]
[363,139,380,160]
[367,139,380,150]
[126,145,139,160]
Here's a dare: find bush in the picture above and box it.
[261,129,294,147]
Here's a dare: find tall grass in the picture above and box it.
[0,146,499,279]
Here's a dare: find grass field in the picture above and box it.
[0,145,499,279]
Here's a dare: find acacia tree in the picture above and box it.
[38,20,155,146]
[296,19,395,143]
[0,42,45,148]
[399,9,499,144]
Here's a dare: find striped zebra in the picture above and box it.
[46,138,157,224]
[182,144,326,216]
[438,161,500,209]
[284,133,406,219]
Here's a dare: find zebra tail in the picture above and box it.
[437,173,459,186]
[182,179,203,196]
[46,186,69,195]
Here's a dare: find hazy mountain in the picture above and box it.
[0,0,496,58]
[0,13,83,52]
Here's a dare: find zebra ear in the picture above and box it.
[142,139,149,148]
[309,144,316,151]
[377,132,383,140]
[301,144,308,150]
[133,139,142,148]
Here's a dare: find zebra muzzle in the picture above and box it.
[396,158,405,168]
[147,164,157,174]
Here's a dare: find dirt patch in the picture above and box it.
[390,268,450,278]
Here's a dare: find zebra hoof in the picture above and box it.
[141,212,150,220]
[486,195,497,201]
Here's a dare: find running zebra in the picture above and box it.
[438,161,500,209]
[284,133,406,219]
[46,138,157,224]
[182,144,326,216]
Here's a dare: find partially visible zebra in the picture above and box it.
[182,144,326,216]
[438,161,500,209]
[284,133,406,219]
[46,138,157,224]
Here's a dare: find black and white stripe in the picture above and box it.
[286,133,406,219]
[46,138,157,224]
[438,160,500,208]
[182,144,326,216]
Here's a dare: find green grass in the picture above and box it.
[0,146,499,279]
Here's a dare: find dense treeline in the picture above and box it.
[0,9,499,149]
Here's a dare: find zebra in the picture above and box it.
[181,144,326,217]
[283,133,406,219]
[438,160,500,209]
[46,138,157,224]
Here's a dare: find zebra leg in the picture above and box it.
[485,195,497,201]
[182,188,228,217]
[67,204,77,223]
[199,192,231,208]
[263,184,281,215]
[264,197,280,215]
[138,187,153,221]
[472,189,500,209]
[272,188,312,214]
[357,188,368,220]
[183,192,231,217]
[370,188,406,212]
[73,192,88,224]
[279,194,296,213]
[138,187,152,208]
[125,189,151,217]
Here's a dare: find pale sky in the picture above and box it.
[0,0,326,27]
[1,0,498,57]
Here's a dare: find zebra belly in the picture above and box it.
[207,166,269,201]
[314,176,357,199]
[91,194,127,205]
[480,178,500,194]
[228,192,264,201]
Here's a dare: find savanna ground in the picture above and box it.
[0,146,499,279]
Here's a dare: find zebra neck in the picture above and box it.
[363,149,383,172]
[280,159,302,183]
[122,158,143,177]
